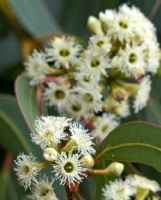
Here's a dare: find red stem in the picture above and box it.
[65,185,75,200]
[65,183,79,200]
[80,116,94,131]
[37,84,43,115]
[3,152,13,172]
[40,76,61,84]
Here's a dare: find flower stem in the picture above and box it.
[65,185,75,200]
[37,84,43,115]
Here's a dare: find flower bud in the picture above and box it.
[112,87,129,102]
[106,162,124,176]
[87,16,103,35]
[81,155,94,168]
[43,148,58,162]
[87,162,124,177]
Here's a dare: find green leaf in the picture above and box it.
[95,121,161,173]
[8,0,61,36]
[0,94,35,155]
[15,73,40,132]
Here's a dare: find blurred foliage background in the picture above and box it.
[0,0,161,199]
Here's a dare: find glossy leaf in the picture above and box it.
[15,73,40,132]
[0,94,33,155]
[8,0,61,36]
[95,122,161,173]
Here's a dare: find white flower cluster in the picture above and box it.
[14,116,95,199]
[25,4,160,142]
[102,174,161,200]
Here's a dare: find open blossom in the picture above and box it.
[29,177,59,200]
[74,86,103,113]
[53,152,86,187]
[25,50,49,85]
[46,36,82,69]
[144,40,160,74]
[76,69,100,88]
[88,34,111,55]
[44,81,70,109]
[69,122,95,155]
[31,116,71,149]
[59,93,87,120]
[14,153,39,190]
[103,175,161,200]
[126,175,161,193]
[79,49,110,78]
[106,12,136,41]
[92,114,119,142]
[133,76,151,113]
[102,179,136,200]
[112,44,146,78]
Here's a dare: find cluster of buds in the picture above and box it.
[25,4,160,143]
[14,116,124,199]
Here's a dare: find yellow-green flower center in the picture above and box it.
[34,63,40,71]
[71,103,81,112]
[59,48,70,57]
[84,93,93,103]
[102,125,109,133]
[41,188,50,196]
[23,165,30,174]
[91,59,100,67]
[96,40,104,47]
[44,130,53,139]
[55,89,66,99]
[116,187,125,195]
[119,20,128,29]
[129,53,137,63]
[64,162,74,173]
